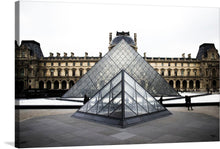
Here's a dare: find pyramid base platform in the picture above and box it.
[72,110,172,128]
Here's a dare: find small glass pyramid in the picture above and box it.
[73,70,171,128]
[63,40,179,98]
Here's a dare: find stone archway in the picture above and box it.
[183,80,187,90]
[176,80,180,89]
[189,80,194,89]
[54,80,59,89]
[196,80,200,89]
[169,80,174,88]
[47,81,51,89]
[69,80,74,88]
[39,81,44,89]
[62,80,67,89]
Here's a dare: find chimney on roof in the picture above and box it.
[134,33,137,46]
[85,52,88,58]
[109,32,112,44]
[144,52,146,58]
[188,53,191,59]
[99,52,102,58]
[57,52,60,57]
[182,53,185,58]
[64,52,67,57]
[50,52,53,57]
[71,52,74,57]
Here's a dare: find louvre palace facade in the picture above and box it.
[15,32,219,97]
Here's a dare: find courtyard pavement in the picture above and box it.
[16,106,219,148]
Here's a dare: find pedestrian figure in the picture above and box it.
[185,96,193,111]
[159,96,163,105]
[83,94,89,104]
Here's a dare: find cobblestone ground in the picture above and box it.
[15,106,219,148]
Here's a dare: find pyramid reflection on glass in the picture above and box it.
[63,40,179,98]
[73,70,171,128]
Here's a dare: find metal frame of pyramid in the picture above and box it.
[73,70,171,128]
[63,40,179,98]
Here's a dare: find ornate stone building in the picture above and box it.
[15,32,219,97]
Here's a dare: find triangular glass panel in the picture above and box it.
[124,92,137,115]
[125,105,137,118]
[63,40,179,98]
[109,105,122,119]
[109,93,122,114]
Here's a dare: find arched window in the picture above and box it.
[168,70,171,76]
[174,69,178,76]
[54,81,59,89]
[69,80,74,88]
[62,80,67,89]
[183,80,187,89]
[79,69,83,76]
[20,68,24,76]
[65,69,69,76]
[72,69,76,76]
[169,80,174,88]
[196,80,200,89]
[39,81,44,89]
[189,80,194,89]
[47,81,51,89]
[57,69,61,76]
[212,69,216,77]
[212,80,217,90]
[176,80,180,89]
[161,69,164,76]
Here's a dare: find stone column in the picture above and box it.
[180,80,183,89]
[59,81,62,89]
[51,82,54,89]
[187,80,189,89]
[44,81,47,89]
[173,80,176,89]
[193,80,196,89]
[66,81,69,89]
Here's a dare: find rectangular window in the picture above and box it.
[161,63,164,66]
[44,62,46,66]
[58,70,61,76]
[181,70,184,76]
[175,71,177,76]
[181,63,183,67]
[43,70,47,76]
[51,62,53,66]
[168,63,170,66]
[65,69,68,76]
[80,69,83,76]
[161,70,164,76]
[73,62,75,66]
[88,62,90,66]
[21,51,25,58]
[80,62,83,66]
[72,69,75,76]
[188,71,190,76]
[168,70,171,76]
[58,62,61,66]
[175,63,177,67]
[66,62,68,66]
[188,63,190,67]
[50,69,54,76]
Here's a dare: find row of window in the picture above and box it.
[158,69,198,77]
[152,62,197,67]
[42,68,90,77]
[43,61,91,67]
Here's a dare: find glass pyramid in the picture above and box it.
[62,39,179,98]
[73,70,171,128]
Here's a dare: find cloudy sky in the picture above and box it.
[19,0,219,58]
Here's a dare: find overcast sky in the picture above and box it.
[19,0,219,58]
